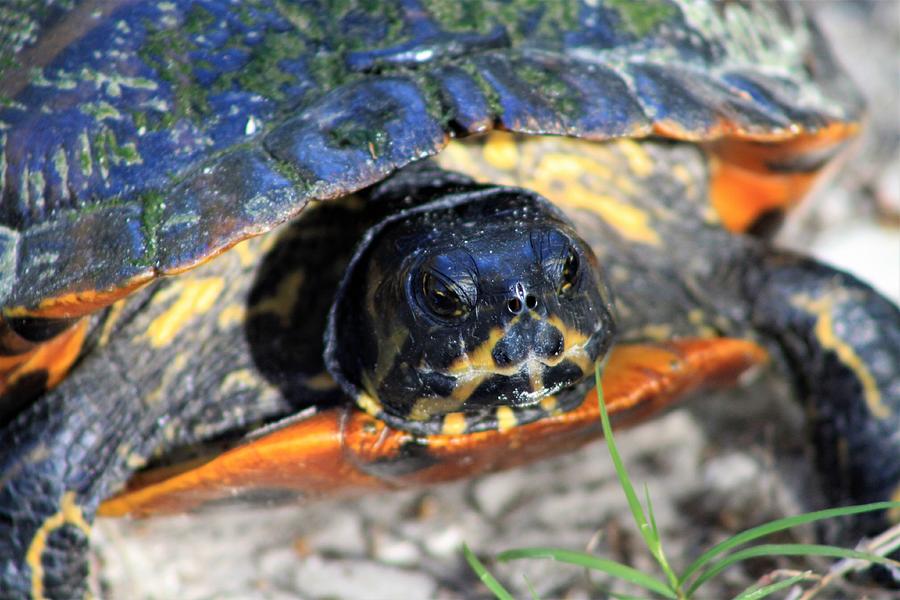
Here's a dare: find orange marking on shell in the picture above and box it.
[4,275,152,320]
[99,338,767,518]
[0,318,89,395]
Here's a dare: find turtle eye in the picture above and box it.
[558,248,579,296]
[422,272,469,319]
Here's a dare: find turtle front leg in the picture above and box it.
[0,363,152,598]
[748,253,900,534]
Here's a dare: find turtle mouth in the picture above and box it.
[506,360,587,407]
[457,326,607,411]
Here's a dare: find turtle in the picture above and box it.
[1,0,898,597]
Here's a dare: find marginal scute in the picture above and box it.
[432,65,493,134]
[8,203,151,315]
[157,148,302,275]
[630,63,792,137]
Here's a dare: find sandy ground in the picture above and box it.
[92,3,900,599]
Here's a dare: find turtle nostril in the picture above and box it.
[507,297,523,313]
[525,294,537,310]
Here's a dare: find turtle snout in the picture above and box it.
[491,318,565,367]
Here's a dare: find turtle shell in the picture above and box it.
[0,0,863,322]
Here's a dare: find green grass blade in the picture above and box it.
[732,572,812,600]
[463,543,515,600]
[609,592,657,600]
[688,543,899,595]
[680,501,900,584]
[645,484,661,541]
[498,547,677,599]
[643,483,679,589]
[594,365,652,548]
[595,364,681,593]
[523,574,540,600]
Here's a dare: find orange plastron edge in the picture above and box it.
[99,338,768,518]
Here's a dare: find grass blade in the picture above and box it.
[523,574,540,600]
[645,484,661,541]
[732,572,812,600]
[594,366,652,547]
[463,543,515,600]
[595,365,681,593]
[499,547,676,599]
[688,543,900,595]
[680,501,900,584]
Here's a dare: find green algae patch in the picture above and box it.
[328,121,389,157]
[137,190,166,268]
[516,62,579,117]
[608,0,677,37]
[426,0,580,45]
[138,18,211,127]
[217,31,308,103]
[459,62,503,118]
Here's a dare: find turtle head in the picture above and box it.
[325,186,615,435]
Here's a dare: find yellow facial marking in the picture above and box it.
[540,395,559,413]
[247,270,304,326]
[357,393,383,418]
[144,277,225,348]
[362,260,413,395]
[441,315,594,408]
[496,406,517,433]
[369,327,409,397]
[26,492,91,600]
[448,371,493,404]
[546,315,588,354]
[527,359,544,396]
[441,412,468,436]
[447,326,509,376]
[410,395,467,421]
[792,293,888,419]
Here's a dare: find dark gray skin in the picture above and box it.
[1,139,898,597]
